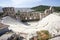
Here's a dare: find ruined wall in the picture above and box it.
[16,10,53,22]
[19,12,40,21]
[2,7,54,22]
[2,7,15,17]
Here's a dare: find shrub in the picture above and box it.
[37,30,51,40]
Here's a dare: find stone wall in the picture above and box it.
[19,12,40,22]
[2,7,15,17]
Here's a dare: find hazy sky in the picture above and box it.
[0,0,60,8]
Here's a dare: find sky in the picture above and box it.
[0,0,60,8]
